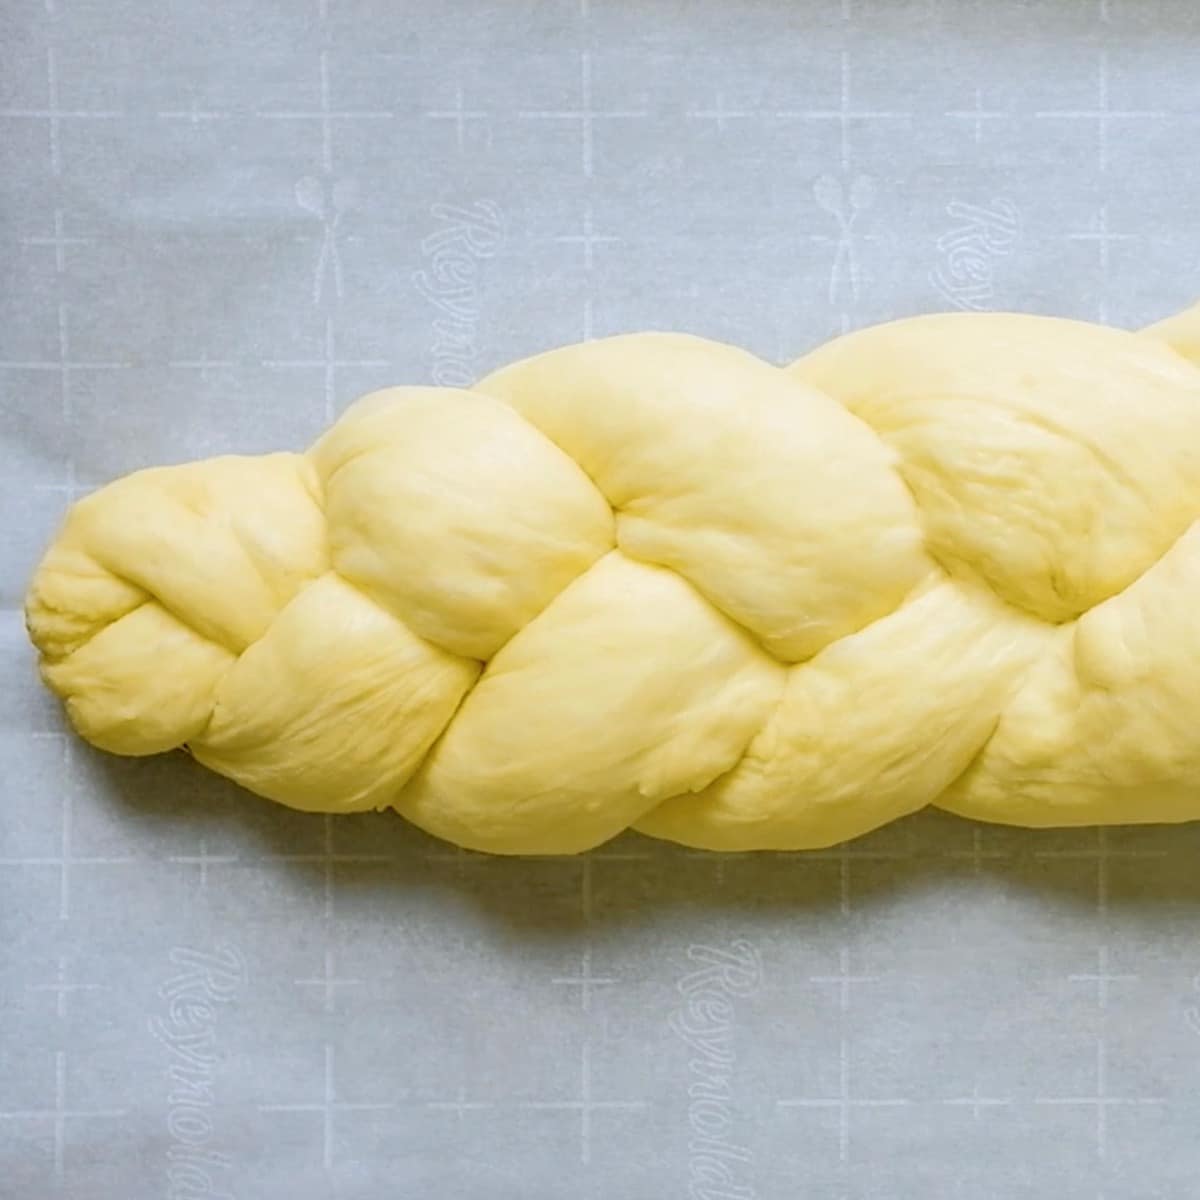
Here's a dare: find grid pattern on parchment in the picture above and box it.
[2,1,1200,1197]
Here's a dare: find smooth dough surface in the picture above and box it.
[24,302,1200,854]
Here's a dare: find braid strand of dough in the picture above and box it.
[24,304,1200,854]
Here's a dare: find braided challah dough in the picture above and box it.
[25,304,1200,854]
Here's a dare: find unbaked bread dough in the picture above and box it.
[24,303,1200,854]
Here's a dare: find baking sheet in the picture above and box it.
[3,1,1200,1196]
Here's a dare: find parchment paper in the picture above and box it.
[3,1,1200,1196]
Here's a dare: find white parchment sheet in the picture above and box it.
[3,1,1200,1196]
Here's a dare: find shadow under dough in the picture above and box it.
[78,739,1200,939]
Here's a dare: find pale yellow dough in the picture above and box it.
[24,303,1200,853]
